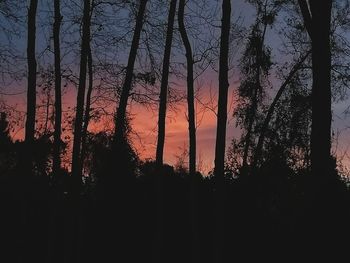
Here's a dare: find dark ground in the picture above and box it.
[1,161,350,263]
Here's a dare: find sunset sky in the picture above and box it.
[1,0,350,174]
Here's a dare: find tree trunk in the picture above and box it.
[21,2,38,262]
[48,2,63,262]
[213,0,231,262]
[178,0,196,177]
[153,2,177,263]
[178,0,199,261]
[309,0,332,177]
[253,51,311,170]
[66,2,91,263]
[25,0,38,168]
[71,0,91,190]
[155,0,177,167]
[214,0,230,183]
[114,0,148,143]
[298,0,332,177]
[80,41,93,173]
[53,0,62,177]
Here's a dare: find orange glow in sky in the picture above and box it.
[4,82,238,174]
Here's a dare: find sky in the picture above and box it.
[1,0,350,175]
[0,0,248,173]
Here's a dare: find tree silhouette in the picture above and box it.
[71,0,92,191]
[178,0,199,262]
[238,0,274,174]
[298,0,333,177]
[178,0,196,178]
[52,0,62,178]
[80,37,94,175]
[213,0,231,262]
[0,112,13,174]
[156,0,178,168]
[214,0,231,183]
[253,50,311,170]
[25,0,38,173]
[114,0,148,144]
[153,1,178,262]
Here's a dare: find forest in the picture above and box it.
[1,0,350,262]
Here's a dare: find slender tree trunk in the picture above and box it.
[49,3,62,257]
[67,3,91,261]
[252,51,311,170]
[213,0,231,262]
[53,0,62,177]
[114,0,148,143]
[178,0,196,177]
[153,2,177,263]
[43,89,51,133]
[178,0,199,262]
[214,0,230,184]
[25,0,38,168]
[309,0,332,177]
[21,2,38,263]
[71,0,91,190]
[80,41,93,172]
[155,0,177,167]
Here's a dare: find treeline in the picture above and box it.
[1,0,350,262]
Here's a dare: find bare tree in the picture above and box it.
[155,0,178,168]
[298,0,333,176]
[114,0,148,144]
[178,0,196,177]
[153,2,178,262]
[214,0,230,180]
[71,0,91,190]
[213,0,231,262]
[81,39,93,172]
[25,0,38,167]
[178,0,199,262]
[53,0,62,176]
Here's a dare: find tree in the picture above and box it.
[153,1,178,262]
[80,0,98,175]
[25,0,38,171]
[71,0,91,191]
[53,0,62,177]
[237,0,275,174]
[213,0,231,262]
[178,0,199,261]
[114,0,148,144]
[178,0,196,177]
[155,0,178,168]
[252,50,311,170]
[298,0,333,177]
[214,0,231,180]
[0,112,10,142]
[0,112,13,174]
[80,39,93,174]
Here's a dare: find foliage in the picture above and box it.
[0,112,15,174]
[232,0,275,172]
